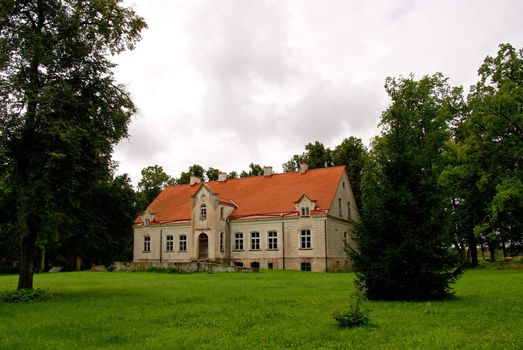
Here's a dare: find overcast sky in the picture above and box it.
[112,0,523,186]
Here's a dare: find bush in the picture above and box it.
[145,266,180,274]
[0,288,47,303]
[334,290,370,328]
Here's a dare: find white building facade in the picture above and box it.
[133,166,358,272]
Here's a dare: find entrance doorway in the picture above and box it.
[198,233,208,260]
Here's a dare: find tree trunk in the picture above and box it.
[488,240,496,262]
[17,214,36,289]
[467,232,478,266]
[39,248,46,272]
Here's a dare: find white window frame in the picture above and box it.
[143,236,151,252]
[251,232,260,250]
[166,235,173,251]
[234,232,244,251]
[300,229,311,249]
[179,235,187,251]
[267,231,278,250]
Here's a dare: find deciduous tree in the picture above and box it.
[0,0,146,289]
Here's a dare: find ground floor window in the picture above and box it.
[166,235,173,251]
[301,262,311,271]
[267,262,273,270]
[235,262,244,267]
[300,229,311,249]
[234,233,244,251]
[179,235,187,251]
[250,262,260,270]
[268,231,278,250]
[251,232,260,250]
[220,232,224,252]
[143,236,150,252]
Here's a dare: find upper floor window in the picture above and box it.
[143,236,151,252]
[343,181,346,189]
[300,207,310,216]
[268,231,278,250]
[166,235,173,251]
[200,204,207,220]
[179,235,187,251]
[220,207,224,220]
[251,232,260,250]
[300,229,311,249]
[347,201,351,219]
[219,232,224,252]
[338,198,342,217]
[234,233,244,251]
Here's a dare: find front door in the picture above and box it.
[198,233,208,260]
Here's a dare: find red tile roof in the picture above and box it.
[136,166,346,225]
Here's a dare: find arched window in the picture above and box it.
[200,204,207,220]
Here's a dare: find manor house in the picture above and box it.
[133,165,358,272]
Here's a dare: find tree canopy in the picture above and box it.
[0,0,146,288]
[351,74,463,300]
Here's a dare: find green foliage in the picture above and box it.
[331,136,367,203]
[177,164,206,184]
[239,163,264,178]
[353,73,463,300]
[0,288,46,303]
[136,165,174,211]
[144,266,181,274]
[334,289,370,328]
[0,0,146,288]
[205,167,221,181]
[227,171,238,179]
[441,43,523,261]
[282,141,333,172]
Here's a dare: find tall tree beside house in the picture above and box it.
[441,44,523,259]
[0,0,146,289]
[227,171,239,179]
[283,141,333,172]
[177,164,206,184]
[206,167,221,181]
[0,169,18,270]
[53,172,137,269]
[331,136,367,204]
[137,165,175,211]
[351,74,463,300]
[239,163,264,178]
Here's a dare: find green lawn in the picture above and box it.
[0,269,521,349]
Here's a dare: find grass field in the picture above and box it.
[0,269,522,349]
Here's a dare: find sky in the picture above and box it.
[112,0,523,186]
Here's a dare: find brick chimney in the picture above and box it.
[299,163,308,174]
[263,166,273,176]
[190,176,201,185]
[218,172,227,182]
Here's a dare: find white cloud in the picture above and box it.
[113,0,523,186]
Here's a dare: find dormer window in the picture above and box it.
[300,207,310,216]
[200,204,207,220]
[144,218,150,226]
